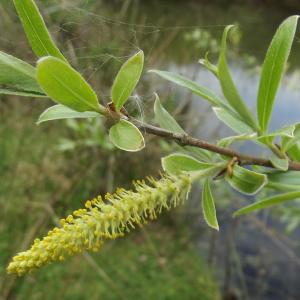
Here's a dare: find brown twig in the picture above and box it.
[131,119,300,171]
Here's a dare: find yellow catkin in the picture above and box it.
[7,174,191,275]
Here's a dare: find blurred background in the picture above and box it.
[1,0,300,299]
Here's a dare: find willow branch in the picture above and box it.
[131,119,300,171]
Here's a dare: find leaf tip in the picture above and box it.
[133,49,144,63]
[136,49,144,56]
[147,69,154,73]
[225,24,235,30]
[212,224,220,231]
[232,211,240,218]
[36,56,52,65]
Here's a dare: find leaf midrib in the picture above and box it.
[46,70,98,111]
[260,36,285,129]
[19,1,50,56]
[0,53,36,80]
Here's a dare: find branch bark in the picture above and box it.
[132,119,300,171]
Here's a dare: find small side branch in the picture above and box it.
[133,119,300,171]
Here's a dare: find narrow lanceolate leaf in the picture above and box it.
[162,153,215,175]
[218,25,258,131]
[154,94,185,134]
[13,0,67,62]
[37,56,104,113]
[0,51,42,93]
[218,133,257,148]
[226,165,267,195]
[149,70,223,106]
[257,16,299,132]
[262,125,295,138]
[202,179,219,230]
[270,154,289,171]
[267,171,300,191]
[0,88,46,98]
[154,94,212,161]
[111,50,144,111]
[37,104,100,124]
[234,191,300,216]
[213,107,254,134]
[257,124,296,145]
[109,119,145,152]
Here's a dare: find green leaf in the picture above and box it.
[14,0,67,62]
[202,179,219,230]
[198,52,219,77]
[213,107,254,134]
[37,104,100,124]
[37,56,104,113]
[191,164,228,182]
[111,50,144,111]
[234,191,300,216]
[287,143,300,162]
[257,124,296,145]
[270,154,289,171]
[257,16,299,132]
[218,133,257,148]
[154,94,212,161]
[109,119,145,152]
[154,94,185,134]
[282,123,300,151]
[267,171,300,191]
[263,125,295,138]
[149,69,223,106]
[226,165,267,195]
[0,51,42,93]
[217,134,256,162]
[0,88,46,98]
[184,146,212,162]
[218,25,258,131]
[162,153,215,175]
